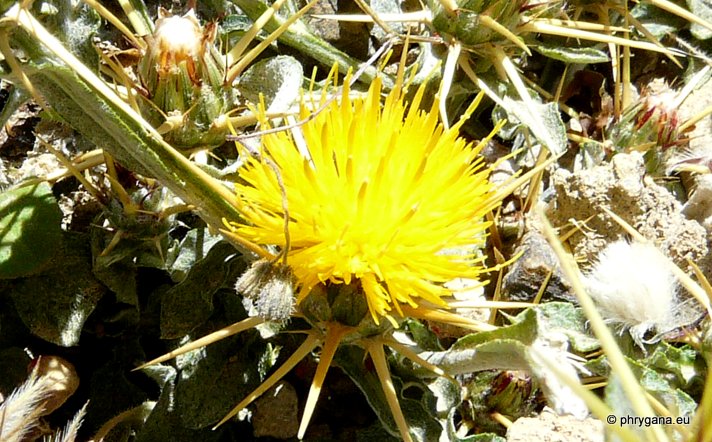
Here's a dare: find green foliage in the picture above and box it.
[238,55,304,113]
[160,241,242,338]
[34,0,100,66]
[10,232,106,346]
[335,345,445,442]
[688,0,712,39]
[0,183,62,278]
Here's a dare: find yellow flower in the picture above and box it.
[227,70,499,325]
[143,67,511,442]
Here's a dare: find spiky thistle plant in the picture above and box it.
[0,0,326,239]
[4,0,710,440]
[1,1,531,439]
[134,48,540,439]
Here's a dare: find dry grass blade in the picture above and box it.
[46,403,87,442]
[81,0,145,49]
[648,0,712,34]
[310,11,431,23]
[0,372,50,442]
[533,18,628,33]
[227,0,288,63]
[400,305,497,332]
[116,0,152,36]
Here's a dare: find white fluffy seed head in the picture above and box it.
[582,240,678,348]
[154,11,203,62]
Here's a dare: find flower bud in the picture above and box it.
[236,259,296,322]
[138,9,237,149]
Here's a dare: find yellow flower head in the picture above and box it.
[228,70,499,324]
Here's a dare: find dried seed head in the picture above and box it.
[236,259,295,322]
[583,240,678,349]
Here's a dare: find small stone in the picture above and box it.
[502,230,574,303]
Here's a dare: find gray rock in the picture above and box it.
[502,230,574,302]
[547,152,709,271]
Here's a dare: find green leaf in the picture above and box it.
[404,318,443,352]
[92,260,138,307]
[36,0,100,66]
[426,376,462,419]
[453,307,541,350]
[170,291,270,429]
[160,242,241,339]
[135,368,224,442]
[0,182,62,278]
[85,359,151,437]
[219,14,253,34]
[9,232,106,346]
[500,97,568,156]
[94,402,155,442]
[486,76,568,156]
[411,305,592,417]
[166,227,225,283]
[513,302,599,353]
[645,343,702,389]
[605,358,697,435]
[533,44,610,64]
[631,3,687,39]
[453,432,506,442]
